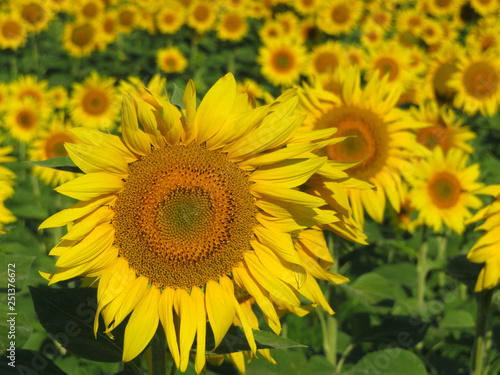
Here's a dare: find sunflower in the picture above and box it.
[29,115,81,186]
[0,143,16,234]
[293,0,322,15]
[360,20,385,48]
[466,24,500,53]
[217,10,248,41]
[343,45,367,71]
[156,1,185,34]
[275,11,299,39]
[409,147,483,234]
[395,9,425,38]
[98,10,118,47]
[62,19,99,57]
[390,182,420,233]
[258,40,307,87]
[423,42,463,103]
[308,40,345,77]
[411,101,476,154]
[17,0,53,33]
[116,4,138,34]
[73,0,104,20]
[69,71,119,130]
[317,0,363,35]
[448,49,500,117]
[469,0,498,15]
[187,0,218,34]
[157,46,188,74]
[236,78,267,106]
[4,97,49,143]
[49,86,69,110]
[420,17,444,46]
[407,46,429,76]
[10,75,50,111]
[119,74,167,111]
[0,11,27,50]
[425,0,463,17]
[368,6,392,31]
[467,186,500,291]
[258,20,284,44]
[39,74,352,372]
[297,17,320,44]
[298,67,429,226]
[366,41,416,90]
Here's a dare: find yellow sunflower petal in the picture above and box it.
[121,93,151,156]
[195,73,236,144]
[174,289,197,372]
[123,286,160,362]
[205,279,236,350]
[159,287,180,368]
[65,143,129,176]
[55,173,124,201]
[191,286,207,374]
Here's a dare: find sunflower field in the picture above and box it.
[2,0,500,374]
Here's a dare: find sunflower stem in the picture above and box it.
[169,362,177,375]
[417,226,429,309]
[9,53,17,79]
[30,33,39,75]
[227,50,236,75]
[151,328,167,375]
[436,229,449,288]
[472,289,494,375]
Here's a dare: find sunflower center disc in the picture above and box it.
[320,107,389,181]
[114,143,256,289]
[427,172,461,209]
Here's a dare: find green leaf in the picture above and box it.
[447,255,482,289]
[440,310,475,330]
[344,273,397,305]
[246,349,308,375]
[348,348,427,375]
[26,157,83,173]
[353,315,428,347]
[29,286,126,363]
[31,287,304,363]
[170,83,186,110]
[0,349,68,375]
[205,326,306,355]
[10,205,49,220]
[373,262,418,288]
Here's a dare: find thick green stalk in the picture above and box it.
[151,329,167,375]
[472,289,494,375]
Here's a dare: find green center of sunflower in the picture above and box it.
[113,143,256,289]
[156,187,212,240]
[273,51,294,71]
[427,172,461,209]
